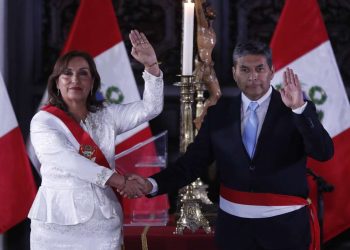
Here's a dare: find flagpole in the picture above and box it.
[307,168,334,249]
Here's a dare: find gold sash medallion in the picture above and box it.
[79,144,96,162]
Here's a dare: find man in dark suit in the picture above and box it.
[126,41,334,250]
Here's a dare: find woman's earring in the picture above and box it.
[57,88,60,96]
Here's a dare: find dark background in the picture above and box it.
[2,0,350,249]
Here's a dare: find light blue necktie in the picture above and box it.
[243,102,259,158]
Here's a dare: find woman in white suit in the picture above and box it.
[29,30,162,250]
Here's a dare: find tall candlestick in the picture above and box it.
[182,0,194,75]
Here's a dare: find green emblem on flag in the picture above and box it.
[105,86,124,104]
[309,86,327,121]
[273,83,327,122]
[308,86,327,105]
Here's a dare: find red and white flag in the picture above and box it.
[271,0,350,241]
[0,73,37,233]
[28,0,168,218]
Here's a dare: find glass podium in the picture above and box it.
[115,131,169,226]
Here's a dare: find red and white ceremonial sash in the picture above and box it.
[42,104,122,202]
[220,185,320,250]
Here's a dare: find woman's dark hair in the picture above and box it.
[47,50,104,112]
[232,40,273,69]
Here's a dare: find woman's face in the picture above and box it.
[56,56,93,107]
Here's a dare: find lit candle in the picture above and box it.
[182,0,194,75]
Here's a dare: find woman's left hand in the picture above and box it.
[129,30,160,76]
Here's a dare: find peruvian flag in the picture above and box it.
[0,73,37,233]
[270,0,350,242]
[28,0,168,219]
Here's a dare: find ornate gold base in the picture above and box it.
[192,178,213,205]
[174,75,212,235]
[174,185,212,234]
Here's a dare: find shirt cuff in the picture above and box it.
[147,177,159,195]
[292,102,308,114]
[142,69,163,80]
[96,168,114,188]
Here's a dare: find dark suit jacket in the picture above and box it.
[151,88,334,249]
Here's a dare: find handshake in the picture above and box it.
[107,173,153,199]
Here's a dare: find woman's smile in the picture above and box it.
[69,86,83,91]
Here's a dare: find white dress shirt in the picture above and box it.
[241,86,307,140]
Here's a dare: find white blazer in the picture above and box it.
[28,71,164,225]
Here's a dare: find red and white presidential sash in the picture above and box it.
[220,185,320,250]
[42,104,122,201]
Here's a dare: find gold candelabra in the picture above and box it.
[175,75,195,154]
[173,0,216,234]
[173,75,212,234]
[174,185,211,234]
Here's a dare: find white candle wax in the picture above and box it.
[182,0,194,75]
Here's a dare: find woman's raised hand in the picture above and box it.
[129,29,160,76]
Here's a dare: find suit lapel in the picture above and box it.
[253,88,283,159]
[229,93,251,158]
[217,95,242,153]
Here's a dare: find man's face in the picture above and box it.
[232,54,274,100]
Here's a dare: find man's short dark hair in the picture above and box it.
[232,41,273,69]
